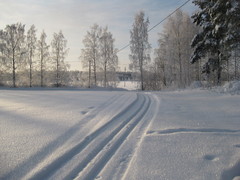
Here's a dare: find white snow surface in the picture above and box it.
[117,81,139,91]
[0,88,240,180]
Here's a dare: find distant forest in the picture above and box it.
[1,0,239,90]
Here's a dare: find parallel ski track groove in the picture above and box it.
[62,94,149,180]
[1,93,124,180]
[77,94,151,180]
[28,93,140,180]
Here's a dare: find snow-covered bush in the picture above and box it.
[222,81,240,94]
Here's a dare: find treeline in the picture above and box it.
[0,23,69,87]
[130,0,240,90]
[1,0,240,90]
[0,23,119,88]
[151,10,199,89]
[81,0,240,90]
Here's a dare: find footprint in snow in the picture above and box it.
[234,144,240,148]
[81,111,88,115]
[203,154,218,161]
[81,106,94,115]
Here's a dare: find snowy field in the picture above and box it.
[0,88,240,180]
[117,81,139,91]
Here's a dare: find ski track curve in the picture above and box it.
[23,92,141,180]
[1,93,125,180]
[3,92,158,180]
[71,94,151,180]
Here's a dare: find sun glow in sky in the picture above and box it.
[0,0,196,71]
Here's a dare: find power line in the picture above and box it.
[117,0,191,53]
[117,44,130,53]
[148,0,191,32]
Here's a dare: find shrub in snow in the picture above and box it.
[222,81,240,94]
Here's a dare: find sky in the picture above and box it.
[0,0,197,71]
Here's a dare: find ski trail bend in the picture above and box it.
[1,93,126,180]
[27,92,160,180]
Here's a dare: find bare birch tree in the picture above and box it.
[0,23,26,87]
[81,24,101,87]
[0,32,6,84]
[51,30,68,87]
[154,10,199,88]
[99,27,118,87]
[130,11,151,91]
[37,30,49,87]
[26,25,37,87]
[80,48,92,88]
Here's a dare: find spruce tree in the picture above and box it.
[191,0,240,84]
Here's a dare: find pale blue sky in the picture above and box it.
[0,0,197,70]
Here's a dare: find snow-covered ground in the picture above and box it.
[117,81,139,91]
[0,87,240,180]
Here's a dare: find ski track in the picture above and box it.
[26,93,139,180]
[22,93,153,180]
[1,92,157,180]
[1,93,125,180]
[73,94,151,180]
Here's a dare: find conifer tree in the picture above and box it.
[191,0,240,84]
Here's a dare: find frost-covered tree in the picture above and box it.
[0,23,26,87]
[99,27,118,87]
[225,1,240,81]
[130,11,151,91]
[26,25,37,87]
[37,30,49,87]
[221,1,240,49]
[81,24,101,87]
[166,10,191,87]
[191,0,240,84]
[154,34,168,89]
[154,10,198,89]
[233,48,240,80]
[0,35,7,85]
[51,30,68,87]
[80,49,92,88]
